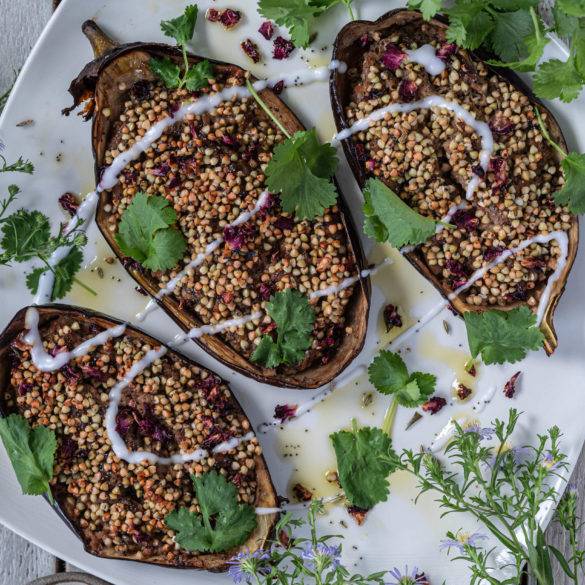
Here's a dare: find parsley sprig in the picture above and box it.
[0,194,95,300]
[0,154,34,174]
[166,471,256,552]
[258,0,356,48]
[368,350,436,435]
[246,80,339,220]
[115,192,186,272]
[464,307,545,365]
[0,414,57,504]
[150,5,214,92]
[252,289,315,368]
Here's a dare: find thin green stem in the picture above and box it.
[535,109,566,159]
[381,398,398,436]
[246,79,292,139]
[346,1,356,21]
[73,276,97,297]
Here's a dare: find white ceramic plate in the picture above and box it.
[1,1,584,583]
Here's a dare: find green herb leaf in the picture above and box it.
[464,307,545,364]
[363,178,437,249]
[184,60,214,91]
[115,192,186,272]
[557,0,585,16]
[489,9,535,62]
[160,5,198,45]
[0,185,19,222]
[265,129,338,219]
[258,0,320,48]
[368,350,436,407]
[0,414,56,502]
[166,471,256,552]
[0,210,52,262]
[554,153,585,214]
[0,155,34,174]
[407,0,443,20]
[445,4,494,49]
[533,58,584,103]
[26,246,84,301]
[149,57,181,89]
[252,289,314,368]
[331,421,398,509]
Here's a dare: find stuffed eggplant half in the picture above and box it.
[66,21,370,389]
[0,306,278,569]
[330,9,578,354]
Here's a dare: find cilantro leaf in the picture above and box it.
[0,414,56,502]
[554,153,585,214]
[258,0,319,48]
[445,4,494,49]
[368,350,436,407]
[252,289,314,368]
[265,130,338,220]
[557,0,585,16]
[487,31,546,72]
[185,60,214,91]
[362,178,437,249]
[0,185,19,222]
[489,9,535,62]
[115,192,186,272]
[533,58,584,103]
[330,421,398,509]
[166,471,256,552]
[160,5,198,45]
[0,209,51,262]
[407,0,443,20]
[464,307,545,365]
[553,4,579,36]
[149,57,181,89]
[26,246,84,301]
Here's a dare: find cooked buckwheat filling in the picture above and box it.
[102,67,357,371]
[345,22,573,308]
[3,316,261,562]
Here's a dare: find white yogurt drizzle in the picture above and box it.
[331,95,494,201]
[255,493,344,516]
[34,60,347,306]
[472,386,497,414]
[405,44,446,77]
[136,190,271,321]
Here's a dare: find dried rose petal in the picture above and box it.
[115,407,134,436]
[59,192,80,217]
[456,384,472,401]
[220,9,241,29]
[241,39,261,64]
[49,345,68,357]
[60,364,80,384]
[59,436,78,460]
[383,304,403,332]
[206,8,221,22]
[451,209,479,231]
[221,133,240,148]
[271,80,285,95]
[437,43,457,60]
[354,143,367,162]
[242,143,259,162]
[347,505,369,525]
[422,396,447,414]
[202,429,231,450]
[445,258,468,278]
[472,164,485,178]
[292,483,313,502]
[507,283,528,302]
[520,256,546,270]
[274,403,298,422]
[488,156,509,189]
[398,79,418,102]
[80,364,106,381]
[381,44,406,70]
[365,159,376,171]
[17,381,33,397]
[224,223,255,251]
[484,246,506,262]
[489,112,515,135]
[259,283,273,301]
[358,33,371,49]
[275,216,294,231]
[259,20,275,40]
[273,36,294,60]
[151,163,171,177]
[504,372,521,398]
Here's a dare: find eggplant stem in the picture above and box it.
[246,79,292,140]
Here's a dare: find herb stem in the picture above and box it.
[246,79,292,140]
[535,108,566,159]
[381,398,398,436]
[346,1,356,21]
[73,276,98,297]
[180,44,190,90]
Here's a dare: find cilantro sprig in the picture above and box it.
[0,197,95,301]
[0,414,57,504]
[363,178,439,249]
[0,154,34,174]
[166,471,256,552]
[252,289,315,368]
[536,109,585,214]
[464,307,545,365]
[330,420,398,510]
[258,0,356,48]
[150,5,214,91]
[368,350,436,435]
[115,192,186,272]
[246,80,339,220]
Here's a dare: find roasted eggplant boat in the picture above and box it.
[0,306,278,569]
[65,21,370,389]
[330,9,578,354]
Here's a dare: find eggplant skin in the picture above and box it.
[67,22,371,389]
[0,305,278,571]
[330,8,578,356]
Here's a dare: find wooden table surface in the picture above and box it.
[0,1,583,584]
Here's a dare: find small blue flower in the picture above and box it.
[440,531,488,554]
[227,549,270,584]
[464,423,494,440]
[542,451,560,471]
[301,542,341,570]
[387,565,429,584]
[485,445,530,468]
